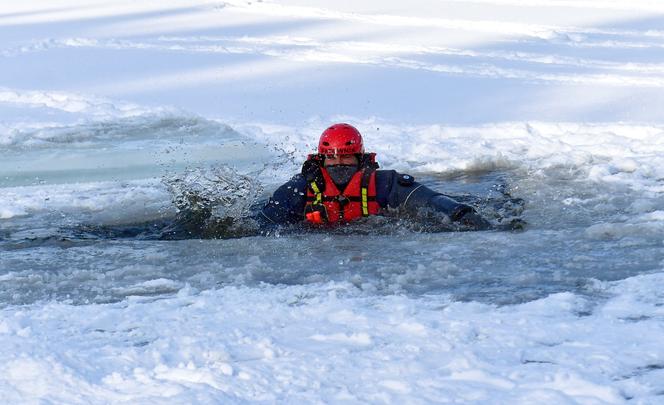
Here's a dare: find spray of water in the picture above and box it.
[161,165,265,239]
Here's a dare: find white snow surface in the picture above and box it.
[1,274,664,403]
[2,0,664,403]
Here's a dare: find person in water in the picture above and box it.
[260,123,491,230]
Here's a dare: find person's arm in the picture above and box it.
[378,170,492,230]
[259,174,307,225]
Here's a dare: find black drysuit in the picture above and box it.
[260,170,490,229]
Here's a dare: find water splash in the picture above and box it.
[161,165,266,239]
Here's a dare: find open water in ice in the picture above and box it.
[1,114,662,309]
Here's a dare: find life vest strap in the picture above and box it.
[309,181,323,205]
[360,168,374,216]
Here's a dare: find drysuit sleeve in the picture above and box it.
[259,174,307,225]
[377,170,491,230]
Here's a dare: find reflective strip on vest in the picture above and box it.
[310,182,322,205]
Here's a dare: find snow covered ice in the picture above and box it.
[2,0,664,403]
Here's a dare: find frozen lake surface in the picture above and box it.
[2,0,664,402]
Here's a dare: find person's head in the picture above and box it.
[318,123,363,187]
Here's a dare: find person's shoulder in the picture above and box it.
[374,169,417,207]
[376,169,416,187]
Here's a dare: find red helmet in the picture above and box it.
[318,123,364,155]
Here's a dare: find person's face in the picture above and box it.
[324,154,358,167]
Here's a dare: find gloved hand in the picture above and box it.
[301,157,325,191]
[456,210,492,231]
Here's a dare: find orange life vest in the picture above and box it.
[304,155,380,224]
